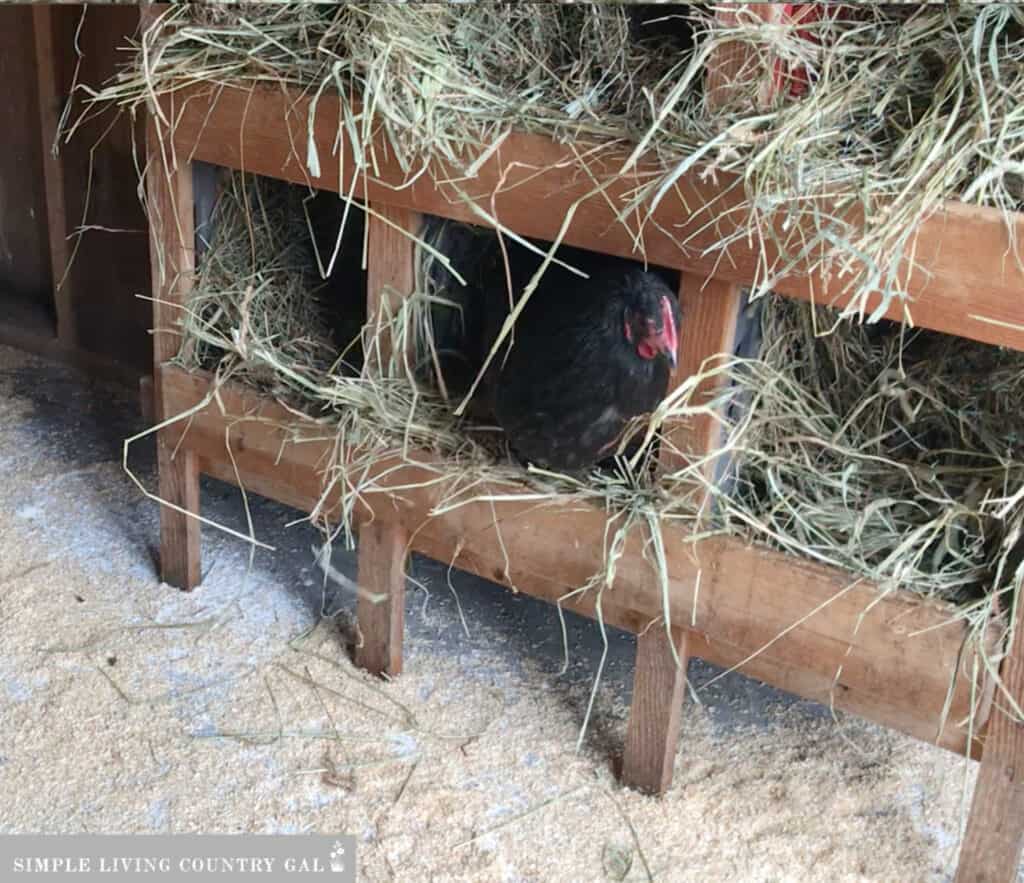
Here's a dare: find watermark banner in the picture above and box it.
[0,835,355,882]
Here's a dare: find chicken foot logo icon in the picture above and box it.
[329,841,346,873]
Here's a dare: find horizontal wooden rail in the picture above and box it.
[161,363,998,758]
[160,84,1024,353]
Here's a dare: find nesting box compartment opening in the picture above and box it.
[421,215,690,470]
[181,168,371,394]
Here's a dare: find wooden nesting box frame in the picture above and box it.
[143,27,1024,883]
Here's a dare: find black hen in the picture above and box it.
[483,253,682,472]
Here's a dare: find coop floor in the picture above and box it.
[0,343,1004,882]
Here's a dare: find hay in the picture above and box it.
[181,172,341,388]
[687,296,1024,610]
[86,2,1024,319]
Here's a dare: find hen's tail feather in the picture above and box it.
[423,218,504,405]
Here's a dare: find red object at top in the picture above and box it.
[772,3,828,98]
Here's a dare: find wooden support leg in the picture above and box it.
[955,599,1024,883]
[355,521,409,678]
[622,628,689,794]
[353,201,419,676]
[156,434,201,590]
[621,274,739,795]
[145,69,201,591]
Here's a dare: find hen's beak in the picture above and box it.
[656,333,677,370]
[642,328,677,369]
[659,296,679,370]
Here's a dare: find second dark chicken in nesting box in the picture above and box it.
[428,222,682,473]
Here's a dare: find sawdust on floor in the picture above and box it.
[0,344,980,881]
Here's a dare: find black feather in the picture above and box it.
[488,252,681,472]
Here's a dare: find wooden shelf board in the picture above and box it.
[158,83,1024,354]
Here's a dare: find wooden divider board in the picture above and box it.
[663,273,745,480]
[353,203,422,677]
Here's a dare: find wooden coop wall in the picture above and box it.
[0,6,53,325]
[0,4,151,382]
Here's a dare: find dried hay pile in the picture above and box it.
[73,4,1024,716]
[92,2,1024,317]
[702,299,1024,609]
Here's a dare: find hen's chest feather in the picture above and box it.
[493,289,670,470]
